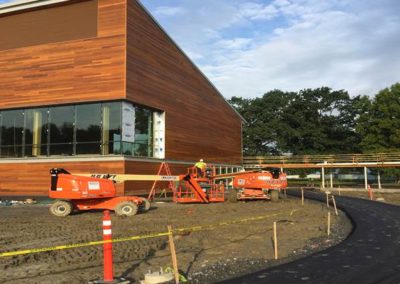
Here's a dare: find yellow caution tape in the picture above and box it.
[0,209,298,258]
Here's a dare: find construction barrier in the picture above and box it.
[0,209,298,258]
[102,210,114,282]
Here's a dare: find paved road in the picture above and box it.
[222,191,400,284]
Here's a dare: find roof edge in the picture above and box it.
[0,0,72,14]
[135,0,245,122]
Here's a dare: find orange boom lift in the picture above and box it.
[48,167,224,217]
[215,168,287,202]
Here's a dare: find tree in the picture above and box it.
[230,87,362,155]
[357,83,400,152]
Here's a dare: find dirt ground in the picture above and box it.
[0,197,352,284]
[334,191,400,205]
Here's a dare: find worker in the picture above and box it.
[194,159,207,177]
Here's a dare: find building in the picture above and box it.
[0,0,243,196]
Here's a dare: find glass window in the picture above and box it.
[0,100,157,159]
[102,102,121,155]
[24,108,48,157]
[76,103,101,155]
[0,110,24,157]
[49,105,74,155]
[133,107,153,157]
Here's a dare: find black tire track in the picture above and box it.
[222,190,400,284]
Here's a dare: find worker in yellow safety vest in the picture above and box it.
[194,159,207,177]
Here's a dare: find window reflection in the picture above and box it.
[102,102,121,155]
[25,108,48,156]
[0,110,24,157]
[76,103,101,155]
[0,101,156,158]
[49,105,74,155]
[134,107,153,157]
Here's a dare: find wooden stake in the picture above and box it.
[301,188,304,206]
[332,195,338,216]
[338,186,341,196]
[326,192,330,208]
[167,225,180,284]
[273,222,278,260]
[327,212,331,237]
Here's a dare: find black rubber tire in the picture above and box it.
[50,200,73,217]
[229,188,239,203]
[139,198,151,212]
[115,201,138,216]
[270,190,279,202]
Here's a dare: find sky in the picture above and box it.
[140,0,400,99]
[1,0,399,99]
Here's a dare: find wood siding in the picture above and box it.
[0,0,126,109]
[0,0,98,51]
[0,160,125,196]
[0,159,192,196]
[126,1,242,165]
[0,0,243,196]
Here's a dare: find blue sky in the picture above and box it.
[141,0,400,98]
[1,0,399,98]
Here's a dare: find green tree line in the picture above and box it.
[229,83,400,156]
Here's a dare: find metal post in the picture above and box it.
[378,170,382,190]
[364,167,368,190]
[321,167,325,189]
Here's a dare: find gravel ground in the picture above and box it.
[0,197,352,283]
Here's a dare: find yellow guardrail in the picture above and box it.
[0,209,298,258]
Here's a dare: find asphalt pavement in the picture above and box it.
[221,190,400,284]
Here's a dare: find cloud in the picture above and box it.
[240,2,279,20]
[140,0,400,98]
[153,6,186,17]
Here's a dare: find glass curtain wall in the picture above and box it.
[49,105,74,155]
[25,108,48,157]
[75,103,101,155]
[0,101,156,158]
[134,108,153,157]
[0,110,24,157]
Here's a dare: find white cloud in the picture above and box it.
[240,3,279,20]
[153,6,186,17]
[142,0,400,98]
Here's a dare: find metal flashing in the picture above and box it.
[0,0,71,14]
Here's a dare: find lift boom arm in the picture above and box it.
[75,174,181,183]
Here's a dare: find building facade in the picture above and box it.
[0,0,243,196]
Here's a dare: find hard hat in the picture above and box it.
[200,159,204,162]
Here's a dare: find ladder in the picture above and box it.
[147,162,176,200]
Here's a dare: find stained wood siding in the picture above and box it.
[124,160,190,195]
[0,160,125,196]
[0,0,98,51]
[0,0,126,109]
[0,0,243,196]
[126,0,242,165]
[0,160,191,196]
